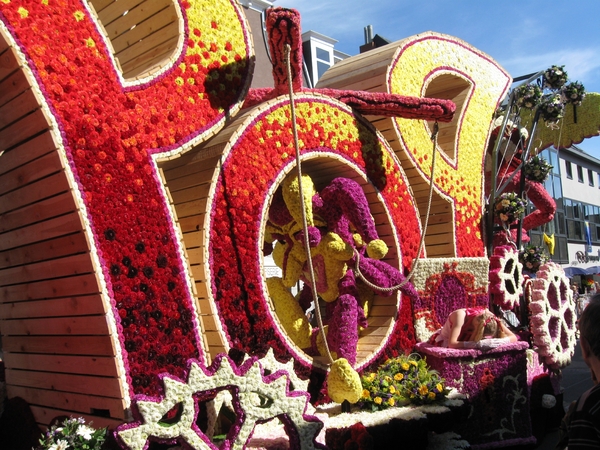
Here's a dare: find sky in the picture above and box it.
[274,0,600,159]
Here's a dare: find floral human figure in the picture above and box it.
[265,174,417,365]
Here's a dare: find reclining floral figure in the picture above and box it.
[265,174,418,366]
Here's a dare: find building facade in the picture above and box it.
[530,145,600,267]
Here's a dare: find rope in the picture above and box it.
[284,44,335,365]
[353,122,440,292]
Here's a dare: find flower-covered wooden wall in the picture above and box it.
[0,1,549,446]
[0,0,254,428]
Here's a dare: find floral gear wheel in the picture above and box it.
[527,262,577,369]
[489,245,524,310]
[117,351,321,450]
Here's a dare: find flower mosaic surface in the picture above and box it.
[0,0,253,396]
[388,33,512,257]
[411,258,490,343]
[1,1,574,448]
[207,95,421,372]
[116,351,322,450]
[489,246,523,310]
[527,263,577,369]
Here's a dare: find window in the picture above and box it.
[589,169,595,186]
[597,172,600,187]
[315,47,330,63]
[564,198,573,218]
[577,165,584,183]
[562,199,600,243]
[315,46,332,80]
[574,202,581,219]
[565,161,573,179]
[567,219,583,240]
[557,211,566,235]
[317,61,330,80]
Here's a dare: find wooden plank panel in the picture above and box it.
[104,0,173,39]
[3,335,115,355]
[174,199,207,220]
[183,230,203,248]
[196,298,214,316]
[0,150,64,196]
[161,155,220,181]
[29,405,123,429]
[96,0,145,25]
[425,244,454,257]
[111,7,177,54]
[199,313,219,332]
[360,326,390,337]
[0,69,31,109]
[0,253,96,285]
[195,280,208,298]
[370,295,397,306]
[317,59,390,89]
[116,21,178,66]
[0,35,8,54]
[189,264,206,283]
[2,315,110,336]
[0,273,101,302]
[367,317,393,327]
[120,36,178,75]
[0,232,89,269]
[208,344,227,359]
[177,214,205,233]
[424,223,452,236]
[0,192,78,234]
[368,305,396,317]
[0,294,106,319]
[0,89,39,132]
[358,335,385,345]
[90,0,116,15]
[166,168,215,194]
[7,385,126,420]
[0,109,51,151]
[6,369,123,398]
[425,213,453,226]
[4,353,118,377]
[425,233,455,246]
[0,211,83,251]
[204,330,226,347]
[0,46,20,82]
[0,172,72,215]
[169,183,211,205]
[185,247,205,265]
[0,131,56,176]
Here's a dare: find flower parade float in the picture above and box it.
[0,0,587,449]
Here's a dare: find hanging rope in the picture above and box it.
[284,44,335,365]
[353,122,440,292]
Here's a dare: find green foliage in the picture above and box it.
[358,353,451,412]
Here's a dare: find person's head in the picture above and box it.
[579,294,600,359]
[470,310,501,341]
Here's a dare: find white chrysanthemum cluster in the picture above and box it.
[527,262,577,369]
[489,246,524,310]
[118,351,319,450]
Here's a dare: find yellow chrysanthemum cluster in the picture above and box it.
[387,34,511,256]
